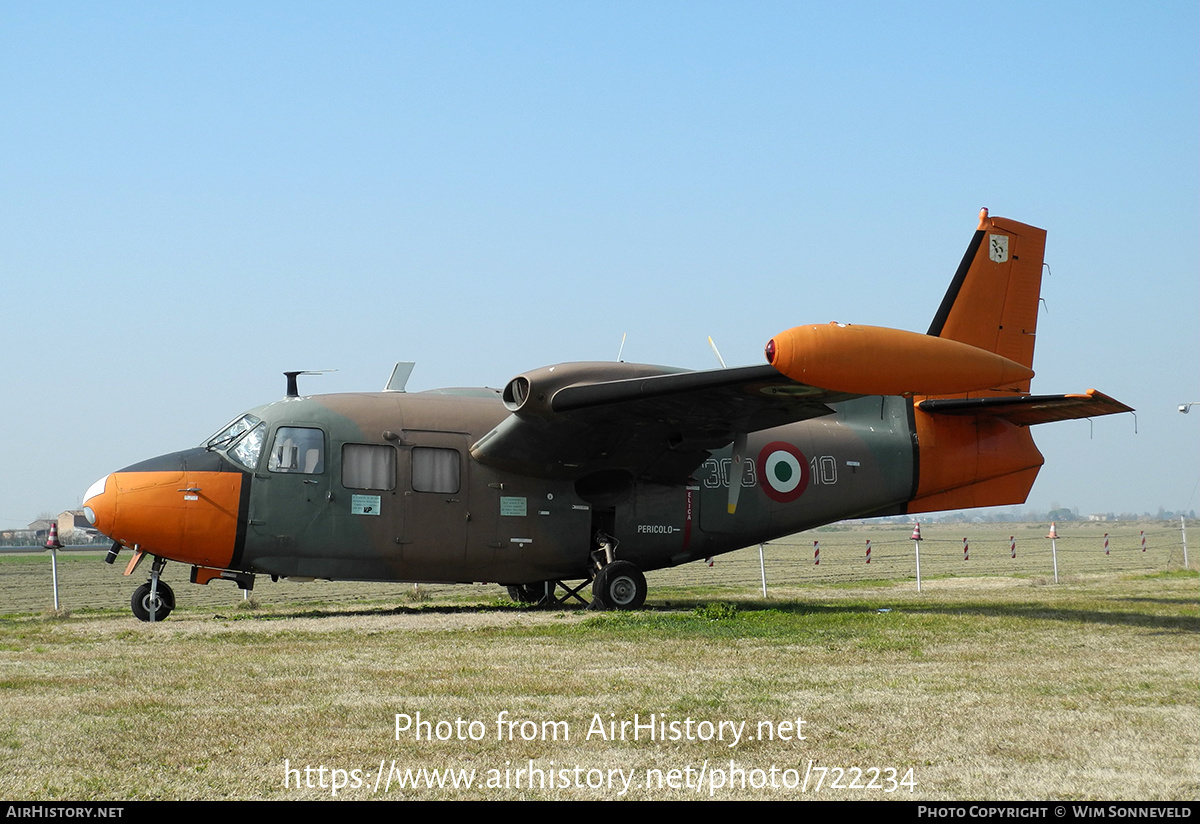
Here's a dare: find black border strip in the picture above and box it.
[926,229,986,337]
[903,396,920,514]
[229,471,252,569]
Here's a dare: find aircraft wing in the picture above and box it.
[471,362,856,484]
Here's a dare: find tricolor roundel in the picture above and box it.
[757,441,809,503]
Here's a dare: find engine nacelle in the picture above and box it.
[502,362,681,419]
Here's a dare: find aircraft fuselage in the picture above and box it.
[85,386,917,588]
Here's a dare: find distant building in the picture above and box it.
[58,510,91,532]
[21,512,100,544]
[59,510,101,543]
[27,519,55,540]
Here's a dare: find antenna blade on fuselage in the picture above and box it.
[384,362,416,392]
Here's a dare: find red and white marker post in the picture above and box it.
[758,543,767,597]
[1046,522,1060,583]
[45,522,63,611]
[910,522,923,593]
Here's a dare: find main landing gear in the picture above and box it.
[589,532,647,610]
[591,560,646,610]
[505,530,649,610]
[504,565,647,610]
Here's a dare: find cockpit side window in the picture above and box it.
[203,414,266,471]
[228,423,267,471]
[268,427,325,474]
[204,414,262,451]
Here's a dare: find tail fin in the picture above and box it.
[927,208,1045,393]
[907,210,1129,515]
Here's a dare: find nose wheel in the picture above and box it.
[131,580,175,622]
[130,555,174,622]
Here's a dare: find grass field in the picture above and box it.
[1,522,1196,800]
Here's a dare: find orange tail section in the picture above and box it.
[927,209,1046,386]
[909,210,1049,513]
[908,210,1132,514]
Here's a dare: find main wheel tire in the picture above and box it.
[592,561,646,610]
[131,581,175,622]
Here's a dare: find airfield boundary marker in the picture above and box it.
[2,521,1194,616]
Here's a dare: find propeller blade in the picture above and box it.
[727,431,747,514]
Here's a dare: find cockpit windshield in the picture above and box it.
[202,413,267,471]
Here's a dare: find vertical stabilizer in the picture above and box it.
[908,210,1048,513]
[926,209,1046,392]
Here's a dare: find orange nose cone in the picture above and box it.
[82,467,242,568]
[82,474,117,536]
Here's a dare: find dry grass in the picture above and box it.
[0,523,1195,800]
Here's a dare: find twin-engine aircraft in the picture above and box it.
[83,210,1130,620]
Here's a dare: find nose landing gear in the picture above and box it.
[131,580,175,622]
[130,554,174,622]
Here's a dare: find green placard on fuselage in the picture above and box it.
[351,494,382,516]
[500,496,527,517]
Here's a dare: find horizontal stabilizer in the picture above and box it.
[917,390,1132,426]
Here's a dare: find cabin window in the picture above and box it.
[343,444,396,490]
[412,447,459,493]
[268,427,325,474]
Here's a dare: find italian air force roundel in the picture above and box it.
[758,441,809,503]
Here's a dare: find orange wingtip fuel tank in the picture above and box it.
[764,322,1034,395]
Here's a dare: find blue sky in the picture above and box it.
[2,1,1196,527]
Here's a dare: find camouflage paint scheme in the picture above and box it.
[82,212,1131,619]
